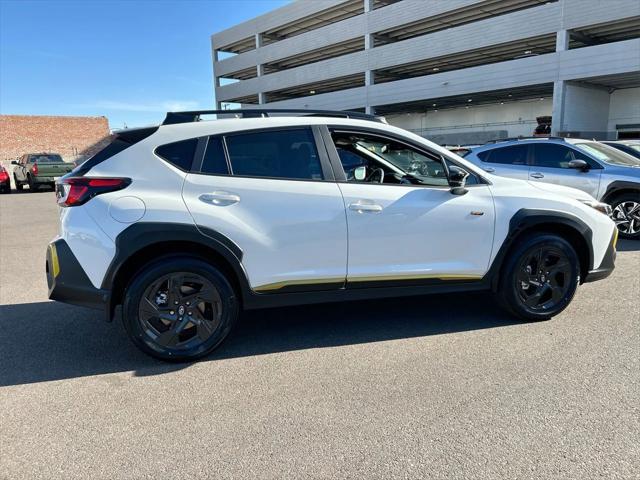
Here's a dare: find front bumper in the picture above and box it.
[584,228,617,283]
[46,239,110,312]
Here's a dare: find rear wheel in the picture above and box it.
[122,256,239,361]
[610,192,640,240]
[498,234,580,321]
[27,175,36,191]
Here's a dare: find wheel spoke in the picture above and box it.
[548,260,570,277]
[524,288,544,307]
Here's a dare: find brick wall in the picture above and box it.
[0,115,111,163]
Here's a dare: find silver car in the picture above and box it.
[464,137,640,239]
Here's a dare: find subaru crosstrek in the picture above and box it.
[48,110,618,361]
[463,137,640,239]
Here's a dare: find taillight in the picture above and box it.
[56,177,131,207]
[32,163,38,175]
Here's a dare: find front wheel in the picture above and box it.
[14,175,23,191]
[610,193,640,240]
[498,234,580,321]
[122,256,239,361]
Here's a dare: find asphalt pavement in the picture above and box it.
[1,189,638,479]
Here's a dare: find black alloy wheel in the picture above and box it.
[516,246,572,312]
[498,234,580,321]
[138,272,222,350]
[123,256,238,361]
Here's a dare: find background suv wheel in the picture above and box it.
[610,193,640,240]
[498,233,580,321]
[122,256,239,361]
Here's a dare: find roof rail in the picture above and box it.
[485,136,566,144]
[162,109,384,126]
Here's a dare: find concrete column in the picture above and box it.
[556,29,569,52]
[364,0,373,13]
[551,80,566,135]
[255,33,265,104]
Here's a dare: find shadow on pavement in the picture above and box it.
[0,293,520,387]
[616,239,639,252]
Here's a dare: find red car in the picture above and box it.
[0,165,11,193]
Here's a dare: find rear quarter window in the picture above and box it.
[155,138,198,171]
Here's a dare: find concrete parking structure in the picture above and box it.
[212,0,640,144]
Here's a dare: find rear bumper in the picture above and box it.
[46,239,110,313]
[584,228,617,283]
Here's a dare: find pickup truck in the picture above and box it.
[12,153,74,191]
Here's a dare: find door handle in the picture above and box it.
[483,167,495,173]
[530,172,544,179]
[349,201,383,213]
[199,191,240,206]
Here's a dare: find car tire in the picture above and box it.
[27,175,36,191]
[122,255,239,362]
[14,175,23,191]
[498,233,580,321]
[610,192,640,240]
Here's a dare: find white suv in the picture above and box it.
[48,109,618,361]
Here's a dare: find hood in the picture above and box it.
[527,180,595,201]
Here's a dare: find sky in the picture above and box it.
[0,0,287,129]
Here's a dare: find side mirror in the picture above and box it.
[11,160,18,165]
[448,165,469,195]
[354,166,367,181]
[568,159,589,171]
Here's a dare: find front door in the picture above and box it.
[327,129,496,285]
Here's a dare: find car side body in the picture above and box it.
[46,113,618,360]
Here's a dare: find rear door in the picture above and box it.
[181,126,348,293]
[528,143,602,197]
[475,144,530,180]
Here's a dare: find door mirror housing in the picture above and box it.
[448,165,469,195]
[353,166,367,181]
[11,160,18,165]
[568,159,589,171]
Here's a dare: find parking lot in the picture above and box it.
[0,190,638,479]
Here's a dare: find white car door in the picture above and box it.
[528,143,602,198]
[181,127,348,292]
[327,129,496,284]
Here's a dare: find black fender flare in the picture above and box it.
[103,222,252,316]
[487,209,594,291]
[601,181,640,203]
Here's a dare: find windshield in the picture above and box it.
[574,142,640,167]
[29,154,63,163]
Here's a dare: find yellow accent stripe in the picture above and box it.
[613,228,619,250]
[254,273,482,292]
[49,244,60,278]
[254,277,345,292]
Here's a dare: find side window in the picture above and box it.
[225,128,323,180]
[531,144,574,168]
[331,130,450,187]
[156,138,198,171]
[478,145,528,165]
[27,156,36,164]
[201,136,229,175]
